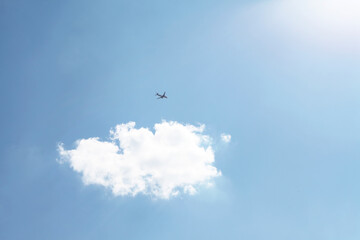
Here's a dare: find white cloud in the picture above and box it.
[234,0,360,53]
[221,133,231,143]
[58,121,221,199]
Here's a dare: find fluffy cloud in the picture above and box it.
[221,134,231,143]
[58,121,221,199]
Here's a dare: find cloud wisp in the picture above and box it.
[58,121,221,199]
[221,133,231,143]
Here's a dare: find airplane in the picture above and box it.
[156,92,167,99]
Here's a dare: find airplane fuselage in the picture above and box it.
[156,92,167,99]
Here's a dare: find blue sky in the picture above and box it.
[1,0,360,239]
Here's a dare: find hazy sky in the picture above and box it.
[1,0,360,239]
